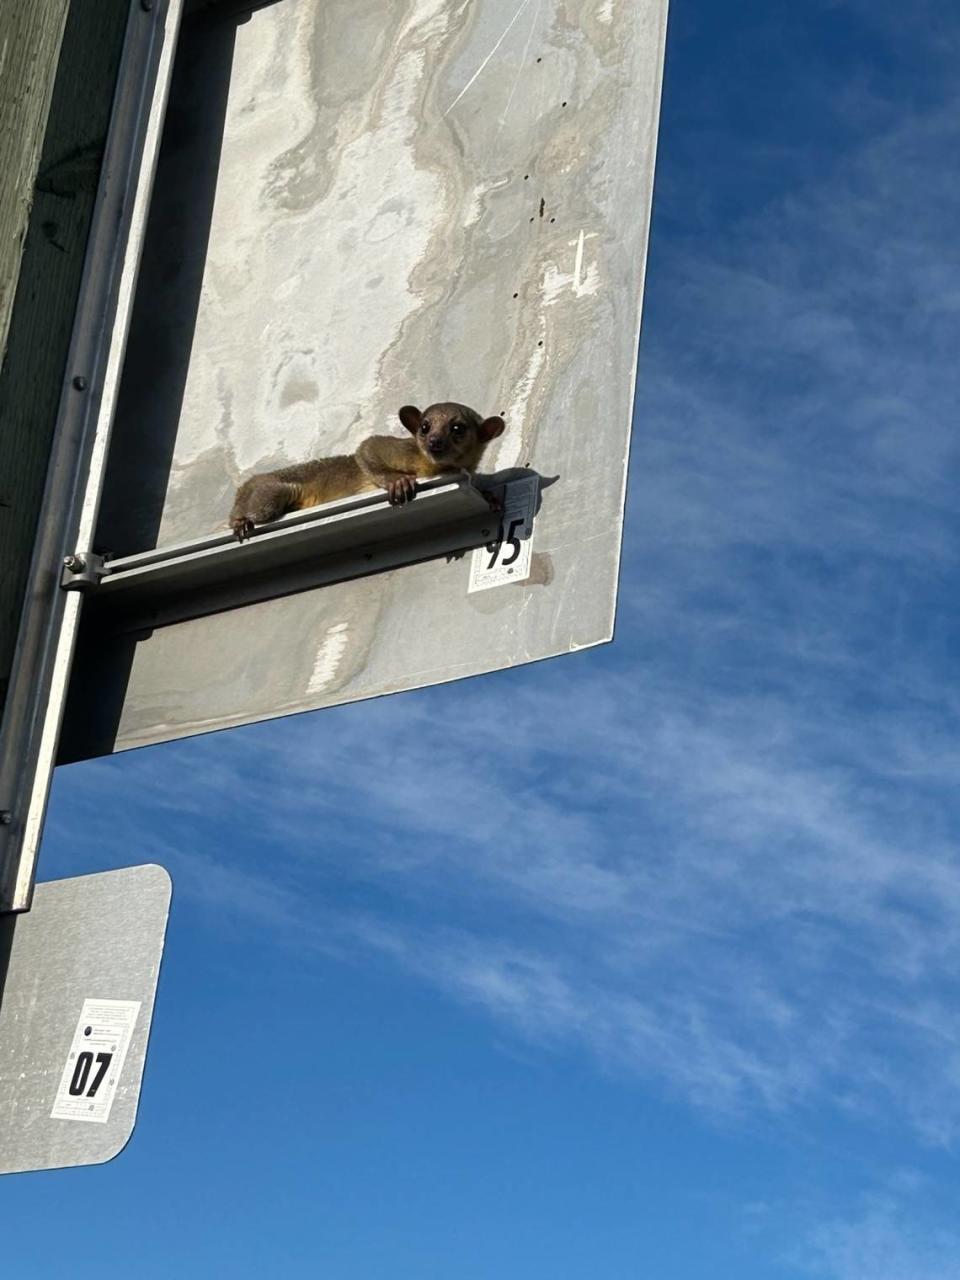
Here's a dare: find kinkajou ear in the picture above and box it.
[399,405,422,435]
[479,415,505,441]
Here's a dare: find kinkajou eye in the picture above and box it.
[420,423,430,434]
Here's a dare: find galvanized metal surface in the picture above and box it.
[0,864,172,1176]
[77,0,668,756]
[0,0,184,912]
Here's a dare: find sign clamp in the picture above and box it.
[60,475,528,632]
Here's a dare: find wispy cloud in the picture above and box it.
[786,1181,960,1280]
[47,649,960,1134]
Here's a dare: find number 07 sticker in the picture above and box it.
[50,998,141,1124]
[468,476,539,593]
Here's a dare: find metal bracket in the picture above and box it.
[61,553,106,591]
[66,474,507,633]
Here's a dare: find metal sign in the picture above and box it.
[59,0,669,762]
[0,864,172,1176]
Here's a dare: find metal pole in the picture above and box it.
[0,0,184,913]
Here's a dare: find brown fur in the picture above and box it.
[230,401,505,541]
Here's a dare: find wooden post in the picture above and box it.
[0,2,70,360]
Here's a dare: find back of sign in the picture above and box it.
[62,0,668,760]
[0,865,171,1175]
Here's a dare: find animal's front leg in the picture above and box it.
[231,515,256,542]
[385,474,418,506]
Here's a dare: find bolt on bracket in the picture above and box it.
[61,552,106,592]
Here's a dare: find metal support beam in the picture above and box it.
[61,476,510,631]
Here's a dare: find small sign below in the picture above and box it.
[50,998,142,1124]
[0,863,171,1176]
[469,476,539,593]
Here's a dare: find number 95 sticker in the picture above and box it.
[469,476,538,593]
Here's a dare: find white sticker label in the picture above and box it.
[468,476,538,592]
[50,998,141,1124]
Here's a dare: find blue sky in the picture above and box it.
[6,1,960,1275]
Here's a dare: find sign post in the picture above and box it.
[0,0,183,913]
